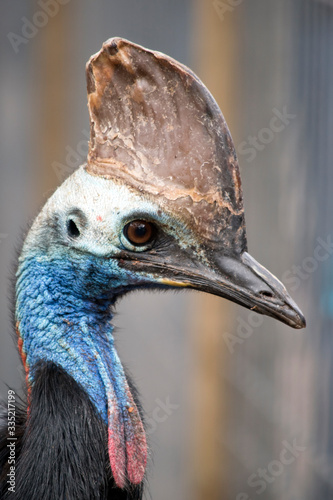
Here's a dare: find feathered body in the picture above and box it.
[0,38,305,499]
[0,362,143,499]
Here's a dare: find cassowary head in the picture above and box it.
[14,38,305,495]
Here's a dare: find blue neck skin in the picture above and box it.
[15,248,138,423]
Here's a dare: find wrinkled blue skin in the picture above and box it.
[16,250,134,422]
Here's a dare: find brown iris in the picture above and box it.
[123,220,155,247]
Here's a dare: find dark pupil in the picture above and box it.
[126,220,153,246]
[135,224,147,237]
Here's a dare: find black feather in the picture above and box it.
[0,361,143,499]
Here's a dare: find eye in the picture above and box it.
[123,220,156,248]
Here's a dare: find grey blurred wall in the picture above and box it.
[221,1,333,499]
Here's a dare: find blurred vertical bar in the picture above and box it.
[290,1,333,497]
[220,0,333,498]
[187,1,240,498]
[33,0,69,196]
[0,0,71,395]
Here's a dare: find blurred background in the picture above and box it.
[0,1,331,498]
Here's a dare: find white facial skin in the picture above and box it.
[21,165,206,263]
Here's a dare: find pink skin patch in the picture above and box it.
[124,385,147,485]
[80,329,147,488]
[108,418,126,488]
[107,381,147,488]
[96,215,103,221]
[16,322,31,407]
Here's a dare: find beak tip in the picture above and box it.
[294,312,306,329]
[285,303,306,329]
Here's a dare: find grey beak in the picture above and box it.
[120,248,306,329]
[173,250,306,329]
[205,251,306,329]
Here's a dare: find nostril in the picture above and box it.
[67,219,80,238]
[260,290,274,298]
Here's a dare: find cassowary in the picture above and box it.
[0,38,305,499]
